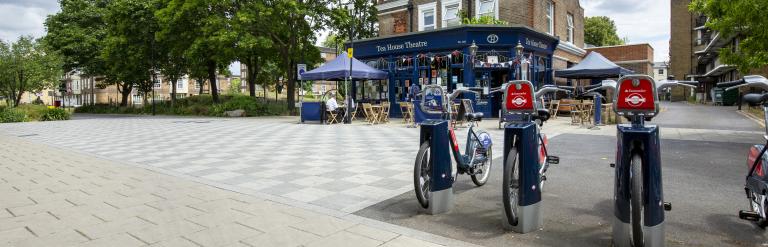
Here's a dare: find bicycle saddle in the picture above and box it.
[465,112,484,122]
[536,109,551,122]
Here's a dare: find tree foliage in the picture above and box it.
[102,0,159,106]
[690,0,768,73]
[0,37,62,107]
[584,16,626,46]
[43,0,108,76]
[459,10,508,25]
[156,0,238,104]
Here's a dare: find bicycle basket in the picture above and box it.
[420,84,446,115]
[613,75,658,116]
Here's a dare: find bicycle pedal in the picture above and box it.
[663,202,672,211]
[609,163,615,168]
[739,210,760,221]
[546,156,559,164]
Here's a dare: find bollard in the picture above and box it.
[502,122,542,232]
[613,125,664,247]
[419,119,453,214]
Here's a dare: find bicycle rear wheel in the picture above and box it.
[503,148,519,226]
[630,154,644,247]
[414,142,431,208]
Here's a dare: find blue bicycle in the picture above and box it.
[414,85,492,208]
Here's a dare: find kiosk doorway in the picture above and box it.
[476,70,511,118]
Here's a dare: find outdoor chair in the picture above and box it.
[363,103,378,124]
[326,109,339,124]
[548,100,560,119]
[570,102,584,125]
[399,102,412,124]
[379,102,390,123]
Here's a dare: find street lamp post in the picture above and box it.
[344,3,356,124]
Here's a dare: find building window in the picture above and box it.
[132,95,142,105]
[566,13,574,43]
[442,1,461,28]
[546,1,554,35]
[418,3,436,31]
[154,78,161,89]
[658,69,664,75]
[476,0,497,18]
[176,79,184,89]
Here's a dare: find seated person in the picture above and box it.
[325,94,343,117]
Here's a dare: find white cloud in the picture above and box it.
[581,0,670,62]
[0,2,59,42]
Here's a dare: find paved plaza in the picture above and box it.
[0,102,767,246]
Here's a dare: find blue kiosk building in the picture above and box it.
[349,24,559,118]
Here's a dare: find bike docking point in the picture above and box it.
[613,124,665,247]
[419,119,453,215]
[503,122,543,233]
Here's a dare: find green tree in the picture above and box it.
[584,16,626,46]
[327,0,378,43]
[322,34,344,54]
[43,0,109,76]
[690,0,768,73]
[232,0,278,98]
[101,0,160,106]
[156,0,237,104]
[0,37,62,107]
[262,0,324,110]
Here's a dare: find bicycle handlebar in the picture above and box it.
[719,75,768,92]
[656,79,698,91]
[716,79,745,88]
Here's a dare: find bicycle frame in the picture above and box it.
[447,122,488,171]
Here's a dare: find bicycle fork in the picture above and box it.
[613,125,669,247]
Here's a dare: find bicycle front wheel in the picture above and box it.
[630,153,644,247]
[470,130,492,186]
[414,142,431,209]
[503,148,519,226]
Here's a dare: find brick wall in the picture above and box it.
[670,0,693,81]
[587,44,653,62]
[586,44,654,76]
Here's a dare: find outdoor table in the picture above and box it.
[370,105,383,124]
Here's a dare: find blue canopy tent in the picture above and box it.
[300,52,388,123]
[554,51,633,79]
[554,51,633,125]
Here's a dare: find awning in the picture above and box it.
[301,52,388,81]
[554,51,634,79]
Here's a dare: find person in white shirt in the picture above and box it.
[326,95,339,112]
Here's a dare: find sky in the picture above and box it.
[0,0,670,75]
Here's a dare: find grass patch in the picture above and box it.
[0,104,71,123]
[75,94,290,117]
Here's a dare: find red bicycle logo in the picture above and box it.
[624,93,646,106]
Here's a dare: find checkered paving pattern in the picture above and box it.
[0,117,504,213]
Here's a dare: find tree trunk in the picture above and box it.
[207,60,219,103]
[13,70,25,107]
[247,57,258,97]
[170,76,177,109]
[119,83,132,107]
[198,78,204,95]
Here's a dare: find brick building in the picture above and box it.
[585,44,655,76]
[375,0,586,80]
[669,0,768,102]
